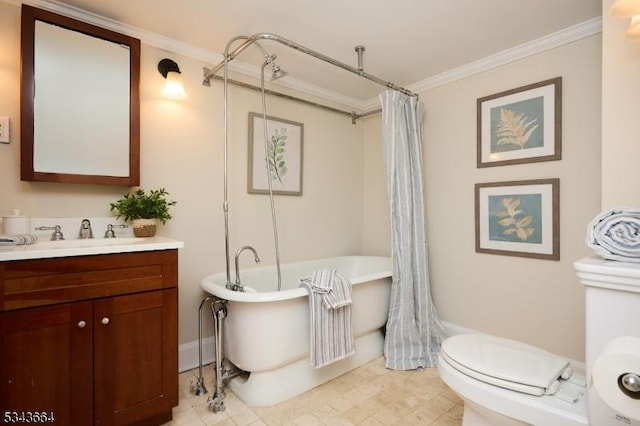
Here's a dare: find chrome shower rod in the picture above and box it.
[205,73,379,123]
[203,32,416,98]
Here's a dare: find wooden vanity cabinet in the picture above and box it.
[0,250,179,426]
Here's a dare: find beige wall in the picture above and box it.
[363,35,602,362]
[0,1,364,347]
[602,0,640,209]
[362,113,388,256]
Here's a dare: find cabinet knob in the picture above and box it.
[101,317,110,325]
[77,320,87,328]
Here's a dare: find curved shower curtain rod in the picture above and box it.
[202,32,417,120]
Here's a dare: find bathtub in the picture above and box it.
[200,255,392,406]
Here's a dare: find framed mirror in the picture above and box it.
[20,5,140,186]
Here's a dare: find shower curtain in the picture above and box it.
[380,89,444,370]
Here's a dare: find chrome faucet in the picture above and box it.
[35,225,64,241]
[104,224,127,238]
[229,246,261,291]
[79,219,93,239]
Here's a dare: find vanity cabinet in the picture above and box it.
[0,250,178,426]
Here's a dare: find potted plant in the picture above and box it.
[110,188,177,237]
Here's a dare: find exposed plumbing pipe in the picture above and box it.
[259,59,283,291]
[355,45,365,73]
[218,35,275,288]
[201,296,250,413]
[219,36,281,290]
[207,299,227,413]
[190,295,216,396]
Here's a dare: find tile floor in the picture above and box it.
[163,357,463,425]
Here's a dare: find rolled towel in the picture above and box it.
[586,207,640,262]
[0,234,38,246]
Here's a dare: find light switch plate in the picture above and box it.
[0,117,9,144]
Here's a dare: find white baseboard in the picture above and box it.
[178,335,216,372]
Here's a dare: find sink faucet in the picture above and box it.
[35,225,64,241]
[230,246,260,291]
[79,219,93,239]
[104,224,127,238]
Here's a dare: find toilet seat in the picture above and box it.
[438,349,589,426]
[441,334,572,396]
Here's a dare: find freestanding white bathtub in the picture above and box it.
[200,255,392,406]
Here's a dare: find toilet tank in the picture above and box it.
[574,257,640,425]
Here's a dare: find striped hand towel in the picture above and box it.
[0,234,38,246]
[300,269,355,368]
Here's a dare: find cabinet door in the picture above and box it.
[0,302,93,426]
[93,289,177,426]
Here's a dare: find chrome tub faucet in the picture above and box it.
[229,246,261,291]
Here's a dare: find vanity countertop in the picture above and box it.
[0,236,184,262]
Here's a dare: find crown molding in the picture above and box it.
[15,0,601,113]
[14,0,368,108]
[411,17,603,92]
[17,0,222,64]
[360,17,603,110]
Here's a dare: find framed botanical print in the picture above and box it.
[477,77,561,168]
[475,178,559,260]
[248,112,303,195]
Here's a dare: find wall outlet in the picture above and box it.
[0,117,9,144]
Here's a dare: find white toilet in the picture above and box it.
[438,333,588,425]
[438,257,640,426]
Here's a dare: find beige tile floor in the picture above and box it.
[163,357,463,425]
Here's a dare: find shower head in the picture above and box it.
[270,62,288,81]
[264,54,288,81]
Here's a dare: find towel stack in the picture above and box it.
[0,234,38,246]
[587,207,640,263]
[300,269,355,368]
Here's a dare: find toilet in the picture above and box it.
[438,333,588,425]
[438,256,640,426]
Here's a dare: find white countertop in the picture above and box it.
[0,236,184,262]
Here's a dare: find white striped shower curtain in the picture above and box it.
[380,90,444,370]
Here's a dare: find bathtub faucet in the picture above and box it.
[229,246,261,291]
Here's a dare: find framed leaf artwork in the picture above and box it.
[248,112,303,196]
[477,77,561,168]
[475,179,559,260]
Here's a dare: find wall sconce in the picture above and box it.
[158,58,187,99]
[611,0,640,40]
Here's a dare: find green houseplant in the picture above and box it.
[110,188,177,237]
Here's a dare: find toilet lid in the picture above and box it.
[441,334,572,396]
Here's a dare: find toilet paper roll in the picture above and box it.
[592,336,640,421]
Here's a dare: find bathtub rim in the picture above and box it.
[200,255,392,303]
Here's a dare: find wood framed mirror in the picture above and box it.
[20,5,140,186]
